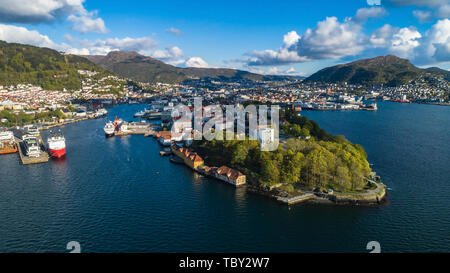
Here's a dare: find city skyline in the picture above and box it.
[0,0,448,76]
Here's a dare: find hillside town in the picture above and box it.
[1,67,449,128]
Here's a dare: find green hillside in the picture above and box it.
[304,55,426,86]
[0,40,109,90]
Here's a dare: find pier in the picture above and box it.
[112,121,162,137]
[16,136,49,165]
[276,193,315,205]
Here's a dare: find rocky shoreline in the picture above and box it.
[245,182,387,207]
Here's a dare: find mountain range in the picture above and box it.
[0,40,448,89]
[82,51,296,84]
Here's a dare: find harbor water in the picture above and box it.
[0,102,449,252]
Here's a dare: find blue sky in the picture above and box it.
[0,0,449,75]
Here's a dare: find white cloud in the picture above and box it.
[185,57,208,68]
[370,24,395,47]
[415,18,450,64]
[0,0,85,23]
[266,67,279,75]
[245,48,308,66]
[243,16,365,66]
[248,66,306,76]
[152,46,183,59]
[152,46,185,65]
[390,27,422,58]
[353,7,387,23]
[0,23,62,50]
[413,10,433,23]
[166,27,182,36]
[297,17,364,60]
[286,67,296,74]
[81,37,157,55]
[369,19,450,65]
[283,31,300,48]
[68,10,107,34]
[370,25,422,57]
[0,0,106,34]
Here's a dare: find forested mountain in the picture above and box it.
[304,55,447,86]
[0,41,109,90]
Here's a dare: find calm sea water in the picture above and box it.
[0,102,449,253]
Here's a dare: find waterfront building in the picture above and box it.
[171,146,204,169]
[211,166,246,186]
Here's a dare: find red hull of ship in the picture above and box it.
[49,147,66,158]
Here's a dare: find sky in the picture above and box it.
[0,0,449,76]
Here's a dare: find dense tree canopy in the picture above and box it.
[193,107,372,192]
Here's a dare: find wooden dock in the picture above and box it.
[16,136,49,165]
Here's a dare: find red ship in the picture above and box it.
[47,131,66,158]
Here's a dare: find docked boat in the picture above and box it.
[134,109,148,118]
[47,131,66,158]
[0,130,17,154]
[94,108,108,118]
[104,121,115,137]
[23,135,40,157]
[362,103,378,111]
[392,99,412,103]
[103,117,123,137]
[24,125,40,137]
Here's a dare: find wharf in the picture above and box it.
[40,117,89,130]
[16,136,49,165]
[276,193,315,205]
[114,122,161,137]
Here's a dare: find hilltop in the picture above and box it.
[0,40,111,90]
[304,55,447,86]
[83,51,296,84]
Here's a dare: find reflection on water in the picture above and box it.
[234,186,247,205]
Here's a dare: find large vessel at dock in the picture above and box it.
[23,135,40,157]
[104,121,115,137]
[104,117,124,137]
[47,131,66,158]
[0,130,17,154]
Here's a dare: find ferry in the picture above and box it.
[0,130,17,154]
[47,131,66,158]
[104,117,123,137]
[134,108,148,118]
[23,135,40,157]
[104,121,115,137]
